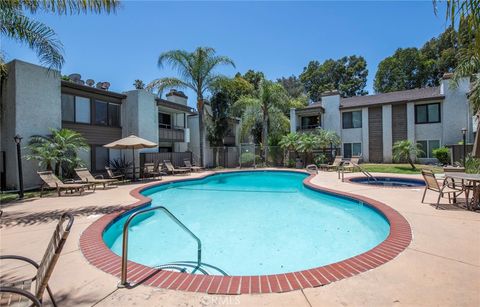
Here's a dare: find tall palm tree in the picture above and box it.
[235,80,289,160]
[26,128,88,176]
[147,47,235,166]
[0,0,118,78]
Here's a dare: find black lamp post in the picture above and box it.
[461,128,467,166]
[13,134,24,199]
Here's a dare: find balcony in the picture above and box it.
[297,125,321,133]
[159,127,185,142]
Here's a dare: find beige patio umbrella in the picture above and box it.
[104,135,157,181]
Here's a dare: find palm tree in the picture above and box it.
[0,0,118,78]
[297,133,319,165]
[392,140,424,170]
[235,80,289,161]
[26,128,88,176]
[147,47,235,166]
[279,133,301,165]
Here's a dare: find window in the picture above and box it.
[93,146,109,171]
[95,100,108,125]
[300,116,321,129]
[415,103,440,124]
[61,94,75,122]
[159,113,172,129]
[159,147,172,153]
[417,140,440,158]
[108,103,121,127]
[342,111,362,129]
[75,96,91,123]
[343,143,362,158]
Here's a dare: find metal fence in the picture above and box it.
[446,144,474,164]
[140,151,192,169]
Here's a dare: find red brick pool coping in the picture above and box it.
[79,170,412,294]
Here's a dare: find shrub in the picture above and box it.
[432,147,450,165]
[240,152,256,165]
[465,155,480,174]
[314,154,328,165]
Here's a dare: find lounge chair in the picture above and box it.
[306,164,318,174]
[421,170,464,209]
[105,167,125,183]
[0,213,74,307]
[184,159,204,172]
[320,156,343,171]
[163,160,190,175]
[342,156,361,172]
[37,171,89,197]
[74,168,117,189]
[143,162,165,179]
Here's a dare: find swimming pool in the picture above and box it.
[103,171,390,276]
[348,176,425,187]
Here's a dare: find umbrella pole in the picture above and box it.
[132,147,136,182]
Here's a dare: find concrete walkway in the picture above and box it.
[1,170,479,306]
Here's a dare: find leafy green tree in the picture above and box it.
[26,128,88,176]
[147,47,235,166]
[374,21,475,93]
[392,140,424,170]
[277,75,305,98]
[206,91,232,166]
[300,55,368,100]
[374,48,426,93]
[0,0,118,78]
[238,70,265,91]
[211,76,254,118]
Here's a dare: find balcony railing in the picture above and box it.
[159,127,185,142]
[297,125,321,132]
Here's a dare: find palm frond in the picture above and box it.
[16,0,120,15]
[1,9,64,70]
[146,77,191,97]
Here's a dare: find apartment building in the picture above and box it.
[290,74,477,163]
[1,60,239,190]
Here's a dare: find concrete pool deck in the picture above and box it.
[1,169,479,306]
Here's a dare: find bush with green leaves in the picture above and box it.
[240,152,257,165]
[432,147,450,165]
[465,155,480,174]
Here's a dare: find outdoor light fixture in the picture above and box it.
[461,128,467,166]
[13,134,24,199]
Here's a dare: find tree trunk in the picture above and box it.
[262,111,269,165]
[408,157,416,170]
[197,97,205,167]
[54,162,60,176]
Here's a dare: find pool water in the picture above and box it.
[350,176,426,187]
[103,171,390,276]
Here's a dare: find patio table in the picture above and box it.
[445,173,480,211]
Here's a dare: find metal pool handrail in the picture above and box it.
[337,162,377,182]
[119,206,202,287]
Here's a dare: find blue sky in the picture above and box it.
[3,1,450,108]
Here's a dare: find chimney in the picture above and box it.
[166,89,188,106]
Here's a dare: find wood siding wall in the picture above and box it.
[368,107,383,163]
[392,104,408,144]
[62,122,122,145]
